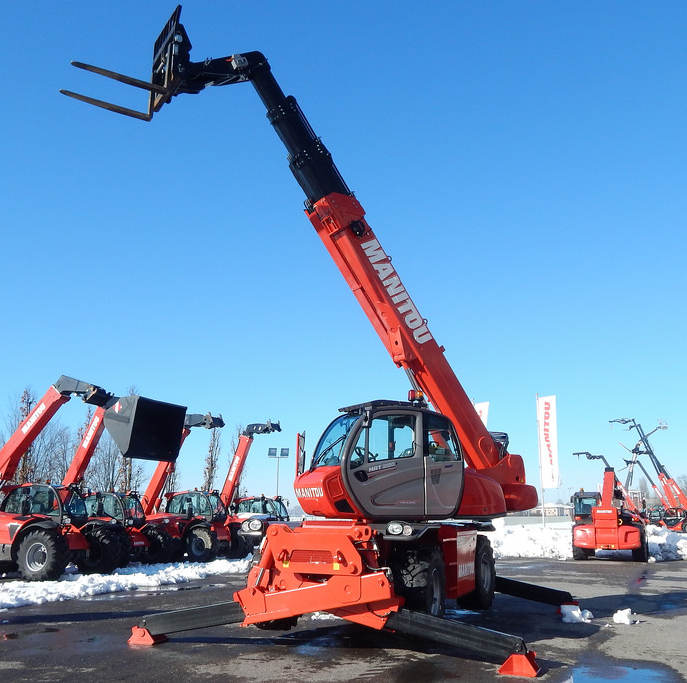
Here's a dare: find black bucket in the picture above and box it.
[104,395,187,462]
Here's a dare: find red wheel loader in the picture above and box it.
[61,6,580,675]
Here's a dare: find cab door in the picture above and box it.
[342,411,425,519]
[422,413,464,518]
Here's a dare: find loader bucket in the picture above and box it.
[104,396,187,462]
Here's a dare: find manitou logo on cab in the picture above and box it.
[361,239,433,344]
[296,487,323,498]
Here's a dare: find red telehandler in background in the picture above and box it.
[151,420,282,559]
[64,406,225,565]
[612,417,687,531]
[62,6,577,676]
[0,375,185,579]
[571,452,648,562]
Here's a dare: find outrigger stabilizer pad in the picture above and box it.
[498,651,541,678]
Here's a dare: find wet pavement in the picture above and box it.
[1,558,685,681]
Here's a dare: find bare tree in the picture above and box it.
[17,389,35,483]
[84,432,121,492]
[202,428,222,491]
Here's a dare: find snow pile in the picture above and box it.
[0,556,250,609]
[612,608,637,625]
[560,604,593,623]
[646,525,687,561]
[487,519,574,560]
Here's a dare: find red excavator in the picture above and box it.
[571,452,648,562]
[0,375,185,579]
[62,6,576,676]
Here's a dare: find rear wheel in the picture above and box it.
[572,544,592,560]
[17,528,68,581]
[185,526,217,563]
[459,535,495,610]
[76,526,121,574]
[632,529,649,562]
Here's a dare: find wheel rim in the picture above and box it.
[25,541,48,572]
[190,534,207,557]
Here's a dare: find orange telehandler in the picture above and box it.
[62,6,577,675]
[571,452,648,562]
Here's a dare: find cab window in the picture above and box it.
[351,413,416,467]
[424,414,462,462]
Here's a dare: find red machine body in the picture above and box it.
[572,468,647,561]
[63,8,563,674]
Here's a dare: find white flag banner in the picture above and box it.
[536,395,560,488]
[473,401,489,427]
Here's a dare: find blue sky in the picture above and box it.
[3,2,686,507]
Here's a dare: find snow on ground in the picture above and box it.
[487,519,687,562]
[0,556,250,610]
[560,605,594,623]
[2,521,687,611]
[612,608,638,625]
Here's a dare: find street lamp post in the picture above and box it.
[268,447,289,497]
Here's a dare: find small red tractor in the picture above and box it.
[571,452,648,562]
[62,6,578,675]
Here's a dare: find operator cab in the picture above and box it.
[1,483,87,523]
[165,490,227,523]
[571,491,601,522]
[84,492,146,528]
[299,398,464,521]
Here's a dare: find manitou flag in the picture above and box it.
[473,401,489,427]
[536,395,560,488]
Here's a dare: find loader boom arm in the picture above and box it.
[61,9,537,513]
[0,376,111,485]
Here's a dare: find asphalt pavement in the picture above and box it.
[1,558,685,681]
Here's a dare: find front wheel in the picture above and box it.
[396,546,446,617]
[459,535,495,610]
[76,526,121,574]
[142,526,174,564]
[185,526,217,563]
[17,528,68,581]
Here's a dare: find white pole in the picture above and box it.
[536,393,546,530]
[276,455,280,497]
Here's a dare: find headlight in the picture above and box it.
[386,521,413,536]
[242,518,264,533]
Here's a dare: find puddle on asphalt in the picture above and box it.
[572,663,675,681]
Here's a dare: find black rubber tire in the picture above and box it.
[681,520,687,533]
[16,528,68,581]
[459,535,495,610]
[142,526,174,564]
[632,529,649,562]
[76,525,122,574]
[185,526,217,563]
[572,544,590,561]
[115,528,132,568]
[396,546,446,617]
